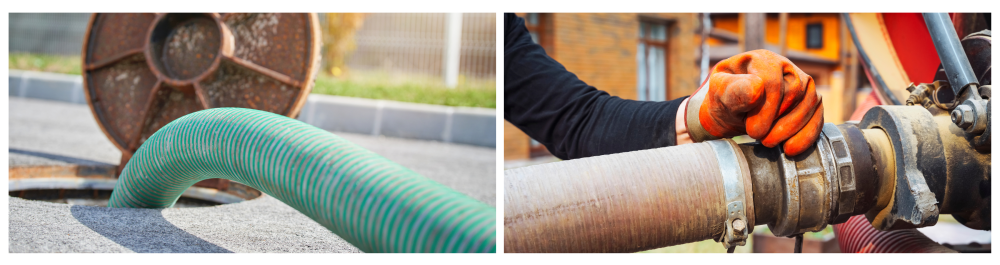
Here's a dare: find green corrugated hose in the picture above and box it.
[108,108,495,253]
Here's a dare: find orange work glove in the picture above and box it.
[699,49,824,156]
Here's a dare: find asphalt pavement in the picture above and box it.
[8,97,497,253]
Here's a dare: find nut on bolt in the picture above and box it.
[952,105,974,128]
[732,219,746,233]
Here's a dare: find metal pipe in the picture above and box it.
[504,142,734,252]
[793,234,803,253]
[923,13,980,97]
[738,143,781,226]
[930,114,991,229]
[861,128,897,226]
[109,108,496,253]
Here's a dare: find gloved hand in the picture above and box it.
[697,49,824,156]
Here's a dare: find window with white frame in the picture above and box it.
[637,20,668,101]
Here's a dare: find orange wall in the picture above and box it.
[765,13,841,61]
[714,15,741,34]
[710,14,841,61]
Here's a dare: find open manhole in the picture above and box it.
[11,189,224,208]
[9,165,262,208]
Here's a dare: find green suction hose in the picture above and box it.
[108,108,495,253]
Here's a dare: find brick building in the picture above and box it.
[505,13,861,161]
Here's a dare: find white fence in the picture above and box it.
[345,13,496,82]
[9,13,91,55]
[9,13,498,84]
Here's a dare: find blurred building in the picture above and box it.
[344,13,496,83]
[505,13,862,161]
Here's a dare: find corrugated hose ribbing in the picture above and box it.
[109,108,495,253]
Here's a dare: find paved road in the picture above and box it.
[8,97,497,253]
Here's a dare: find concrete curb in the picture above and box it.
[9,70,87,104]
[9,70,496,148]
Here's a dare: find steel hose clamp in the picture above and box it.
[707,139,752,249]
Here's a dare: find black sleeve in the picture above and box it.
[504,13,689,160]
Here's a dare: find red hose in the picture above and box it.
[832,215,956,253]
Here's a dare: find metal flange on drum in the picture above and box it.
[81,13,321,171]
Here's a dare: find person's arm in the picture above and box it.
[504,13,687,160]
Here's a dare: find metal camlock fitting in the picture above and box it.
[768,123,856,237]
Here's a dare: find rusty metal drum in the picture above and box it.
[81,13,321,160]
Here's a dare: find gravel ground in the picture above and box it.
[8,97,497,253]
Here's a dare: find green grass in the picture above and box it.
[753,225,835,240]
[312,72,496,109]
[9,52,82,75]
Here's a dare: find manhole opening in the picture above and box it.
[10,189,223,208]
[9,178,263,208]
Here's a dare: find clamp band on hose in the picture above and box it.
[707,139,753,249]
